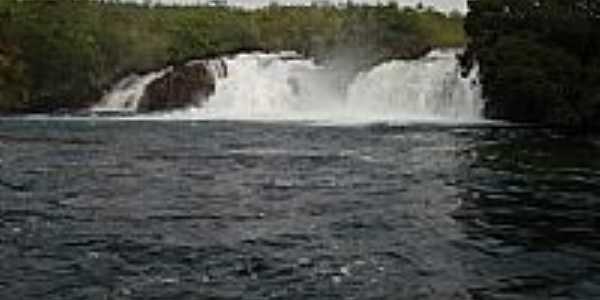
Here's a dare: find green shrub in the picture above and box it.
[463,0,600,127]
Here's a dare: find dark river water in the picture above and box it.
[1,120,599,300]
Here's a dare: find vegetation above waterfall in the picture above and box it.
[0,0,464,114]
[462,0,600,128]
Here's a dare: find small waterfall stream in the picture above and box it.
[92,69,170,112]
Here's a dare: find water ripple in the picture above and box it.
[0,120,599,299]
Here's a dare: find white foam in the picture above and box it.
[92,49,486,125]
[158,50,484,123]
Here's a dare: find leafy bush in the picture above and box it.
[463,0,600,127]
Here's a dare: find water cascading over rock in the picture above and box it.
[92,70,170,112]
[92,59,227,113]
[170,50,483,122]
[95,50,484,122]
[345,50,483,120]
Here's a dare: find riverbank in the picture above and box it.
[0,1,465,114]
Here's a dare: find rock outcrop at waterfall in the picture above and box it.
[137,60,226,113]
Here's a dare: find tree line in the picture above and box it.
[0,0,464,113]
[462,0,600,127]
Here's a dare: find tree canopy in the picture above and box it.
[463,0,600,127]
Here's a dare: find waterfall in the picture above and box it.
[175,53,343,120]
[345,50,483,120]
[167,50,483,122]
[92,68,170,112]
[92,59,227,113]
[96,49,484,123]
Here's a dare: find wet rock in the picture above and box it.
[138,60,226,112]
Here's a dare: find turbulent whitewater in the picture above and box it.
[93,69,170,112]
[98,49,484,122]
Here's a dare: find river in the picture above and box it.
[1,119,599,300]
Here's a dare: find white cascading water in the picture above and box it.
[96,49,484,123]
[92,68,170,112]
[92,59,227,113]
[345,51,483,121]
[173,53,342,120]
[167,49,483,122]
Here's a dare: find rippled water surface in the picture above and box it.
[1,120,599,300]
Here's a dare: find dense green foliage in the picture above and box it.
[462,0,600,127]
[0,0,464,113]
